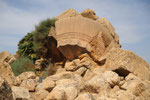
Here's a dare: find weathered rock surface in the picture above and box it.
[0,60,15,86]
[55,17,102,60]
[56,8,81,20]
[80,8,99,20]
[0,77,13,100]
[20,79,36,92]
[105,48,150,81]
[12,86,30,100]
[34,90,49,100]
[55,11,120,62]
[46,76,82,100]
[120,73,150,100]
[74,93,95,100]
[36,78,55,92]
[0,51,15,64]
[16,71,36,85]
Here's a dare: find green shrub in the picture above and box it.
[17,32,38,60]
[33,18,57,59]
[17,18,57,60]
[10,56,35,76]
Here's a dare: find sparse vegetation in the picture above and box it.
[10,56,35,76]
[16,18,57,76]
[33,18,57,59]
[17,32,38,60]
[17,18,57,61]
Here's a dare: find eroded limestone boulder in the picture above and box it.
[45,89,67,100]
[56,8,81,20]
[34,90,49,100]
[120,73,150,100]
[20,79,36,92]
[12,86,30,100]
[36,78,55,92]
[80,8,99,20]
[0,77,13,100]
[74,93,95,100]
[0,61,15,86]
[16,71,36,83]
[105,48,150,81]
[46,78,83,100]
[55,15,120,62]
[55,17,102,60]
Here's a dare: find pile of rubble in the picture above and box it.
[0,8,150,100]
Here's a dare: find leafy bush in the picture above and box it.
[10,56,35,76]
[17,18,57,60]
[17,32,38,60]
[33,18,57,59]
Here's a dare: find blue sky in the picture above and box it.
[0,0,150,63]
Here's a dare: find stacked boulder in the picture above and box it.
[49,8,121,63]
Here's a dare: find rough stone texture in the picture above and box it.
[45,89,67,100]
[55,14,120,62]
[36,78,55,92]
[0,51,11,62]
[56,67,66,74]
[17,71,36,83]
[65,59,80,71]
[74,93,95,100]
[74,67,87,76]
[20,79,36,92]
[80,8,99,20]
[44,72,73,82]
[105,48,150,81]
[46,78,81,100]
[84,73,110,94]
[12,86,30,100]
[89,31,106,62]
[56,8,81,20]
[55,17,104,60]
[103,71,120,87]
[0,77,13,100]
[34,90,49,100]
[48,26,57,39]
[0,61,15,86]
[0,51,15,64]
[120,73,150,100]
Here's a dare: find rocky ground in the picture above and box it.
[0,48,150,100]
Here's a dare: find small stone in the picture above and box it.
[103,71,120,87]
[45,89,67,100]
[34,90,49,100]
[17,71,36,82]
[20,79,36,92]
[12,86,30,99]
[36,79,55,92]
[74,67,87,76]
[75,93,95,100]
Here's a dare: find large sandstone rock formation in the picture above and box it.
[105,48,150,81]
[50,8,121,62]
